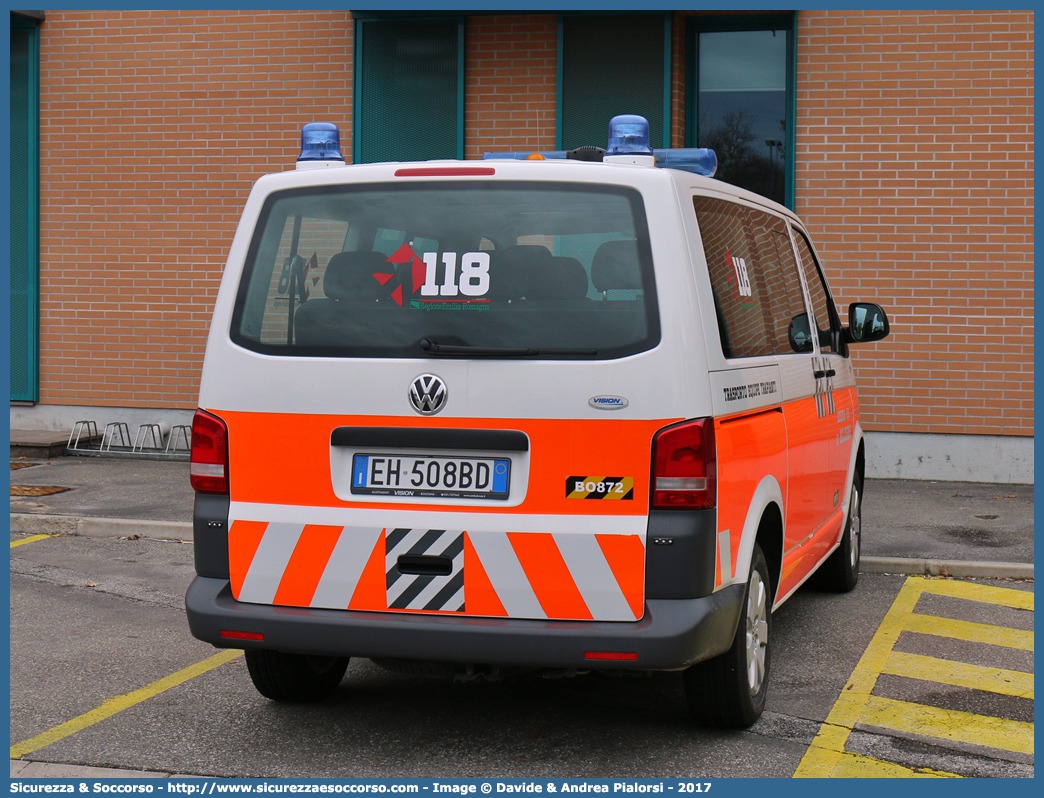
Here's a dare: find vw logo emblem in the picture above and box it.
[409,374,447,415]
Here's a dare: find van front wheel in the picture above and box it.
[245,649,349,702]
[683,544,771,728]
[815,472,863,593]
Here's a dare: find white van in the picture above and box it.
[186,116,889,728]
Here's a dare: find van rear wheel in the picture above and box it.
[245,649,349,702]
[683,544,771,728]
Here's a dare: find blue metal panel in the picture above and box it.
[558,13,670,153]
[355,17,463,164]
[10,17,40,402]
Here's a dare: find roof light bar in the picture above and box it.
[483,151,567,161]
[655,148,717,177]
[480,115,717,177]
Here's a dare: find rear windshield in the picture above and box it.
[230,181,659,359]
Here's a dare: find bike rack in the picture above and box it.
[64,419,190,461]
[68,420,100,451]
[165,425,192,455]
[133,423,165,452]
[102,422,132,451]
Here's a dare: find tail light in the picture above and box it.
[190,410,229,494]
[652,418,716,509]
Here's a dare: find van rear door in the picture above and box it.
[211,176,673,623]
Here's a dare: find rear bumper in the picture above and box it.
[186,576,744,671]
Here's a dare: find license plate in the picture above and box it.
[351,454,510,500]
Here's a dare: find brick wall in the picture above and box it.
[37,10,354,410]
[463,15,557,158]
[33,10,1032,440]
[794,10,1034,436]
[670,12,687,149]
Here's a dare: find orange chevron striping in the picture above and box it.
[348,529,388,611]
[228,520,269,600]
[273,525,343,607]
[507,532,592,620]
[596,534,646,619]
[463,532,507,617]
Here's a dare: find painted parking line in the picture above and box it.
[881,650,1033,698]
[860,695,1033,756]
[10,534,53,548]
[794,576,1034,778]
[10,649,241,759]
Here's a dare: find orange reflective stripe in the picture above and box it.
[228,520,268,599]
[215,410,674,517]
[463,532,507,617]
[272,524,343,607]
[595,534,646,619]
[714,411,787,586]
[348,529,388,611]
[507,532,592,620]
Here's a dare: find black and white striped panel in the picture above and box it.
[385,528,465,612]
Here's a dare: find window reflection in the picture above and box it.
[696,29,788,205]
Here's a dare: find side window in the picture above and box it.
[747,209,808,356]
[792,228,838,353]
[693,197,807,358]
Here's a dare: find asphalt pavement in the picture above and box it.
[8,447,1035,780]
[9,448,1034,579]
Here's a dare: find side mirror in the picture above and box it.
[788,313,814,353]
[847,302,890,343]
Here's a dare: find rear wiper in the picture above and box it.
[420,339,597,357]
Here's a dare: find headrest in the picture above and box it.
[324,251,394,301]
[552,257,590,299]
[487,245,554,300]
[520,257,589,300]
[591,240,643,292]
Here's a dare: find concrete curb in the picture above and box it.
[10,760,186,779]
[9,513,1033,580]
[9,513,191,541]
[860,555,1033,580]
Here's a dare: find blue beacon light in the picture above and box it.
[296,122,345,169]
[604,115,717,176]
[606,114,653,156]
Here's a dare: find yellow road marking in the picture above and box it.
[918,578,1034,611]
[10,534,53,548]
[794,576,1035,778]
[903,613,1033,651]
[794,577,922,778]
[883,650,1033,699]
[829,751,958,778]
[861,695,1034,756]
[10,649,241,759]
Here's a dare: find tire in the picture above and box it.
[816,472,863,593]
[683,544,772,728]
[244,649,349,703]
